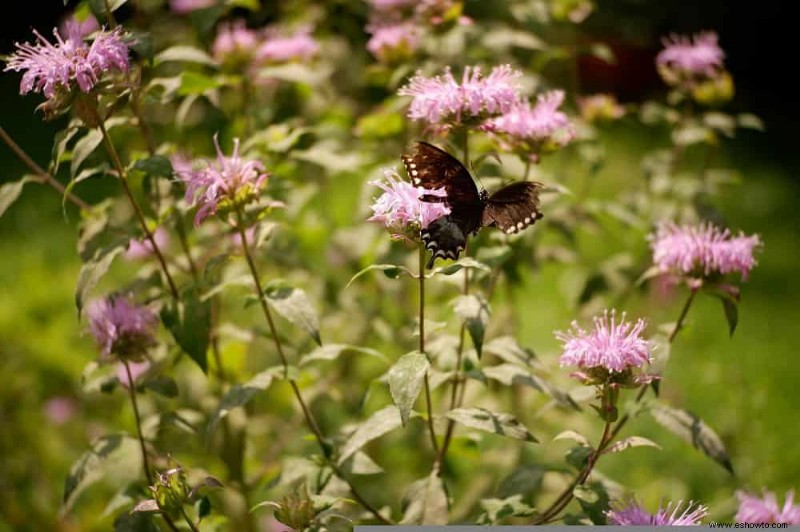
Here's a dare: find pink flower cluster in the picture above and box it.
[657,31,725,79]
[212,20,260,64]
[254,26,319,64]
[4,26,129,99]
[210,22,319,74]
[87,296,158,361]
[556,310,651,373]
[177,135,269,226]
[736,490,800,524]
[650,221,762,280]
[482,90,574,153]
[368,169,450,238]
[366,23,420,63]
[607,499,708,526]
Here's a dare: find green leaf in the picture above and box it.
[482,363,547,393]
[161,287,212,373]
[650,402,734,473]
[478,494,536,524]
[132,155,174,177]
[300,344,387,366]
[346,264,410,287]
[0,175,38,218]
[453,294,490,358]
[178,71,225,95]
[400,469,448,524]
[482,336,536,366]
[553,430,591,447]
[432,257,491,276]
[444,407,538,442]
[227,0,260,10]
[196,496,212,521]
[70,129,104,179]
[62,434,140,516]
[142,375,179,398]
[264,282,321,345]
[339,451,384,476]
[602,436,661,455]
[206,368,281,439]
[113,511,160,532]
[496,465,545,500]
[130,499,160,513]
[258,63,330,85]
[89,0,128,17]
[720,296,738,337]
[573,482,611,525]
[337,406,404,465]
[737,113,765,131]
[75,243,126,317]
[635,265,663,286]
[387,352,430,427]
[154,45,217,66]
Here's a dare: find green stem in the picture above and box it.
[235,210,391,524]
[419,246,440,456]
[179,506,200,532]
[0,126,92,211]
[102,0,118,27]
[98,121,180,301]
[123,360,152,485]
[668,287,698,343]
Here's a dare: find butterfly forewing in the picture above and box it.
[482,181,544,234]
[402,141,481,207]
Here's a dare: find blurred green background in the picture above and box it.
[1,1,798,530]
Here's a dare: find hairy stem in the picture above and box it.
[0,126,92,211]
[123,360,152,485]
[419,246,440,456]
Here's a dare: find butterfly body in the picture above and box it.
[402,141,543,268]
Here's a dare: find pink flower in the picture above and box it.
[116,360,151,389]
[177,134,269,226]
[367,23,420,62]
[398,65,523,128]
[482,90,574,154]
[657,31,725,79]
[44,396,78,425]
[213,20,259,65]
[125,227,170,261]
[368,169,450,239]
[556,310,651,373]
[650,221,762,280]
[87,296,158,361]
[4,26,129,99]
[735,490,800,524]
[607,499,708,525]
[169,0,217,14]
[59,13,100,39]
[255,26,319,64]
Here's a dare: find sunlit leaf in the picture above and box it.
[70,129,103,179]
[75,242,126,317]
[602,436,661,455]
[400,469,448,524]
[161,286,212,373]
[337,406,404,465]
[301,344,388,366]
[387,352,429,427]
[264,282,321,346]
[444,407,538,442]
[0,175,38,218]
[346,264,411,288]
[154,45,217,66]
[478,494,535,524]
[453,294,490,358]
[206,367,282,439]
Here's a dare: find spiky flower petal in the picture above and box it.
[657,31,725,79]
[607,499,708,526]
[735,490,800,524]
[368,169,450,240]
[87,296,158,361]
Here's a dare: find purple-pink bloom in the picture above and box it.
[4,26,129,99]
[59,13,100,40]
[213,19,259,64]
[255,26,319,64]
[398,65,523,127]
[482,90,574,145]
[556,310,651,373]
[125,227,170,261]
[735,490,800,525]
[607,499,708,526]
[87,296,158,361]
[368,169,450,238]
[177,135,269,226]
[657,31,725,78]
[367,23,420,62]
[169,0,217,14]
[650,221,762,280]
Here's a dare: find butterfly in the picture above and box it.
[402,141,544,269]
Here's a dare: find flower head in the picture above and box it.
[368,169,450,240]
[367,23,420,63]
[87,296,158,361]
[482,90,574,159]
[177,134,269,226]
[4,26,129,100]
[650,221,762,281]
[556,310,651,375]
[607,498,708,526]
[213,20,259,67]
[735,490,800,524]
[398,65,522,129]
[657,31,725,81]
[255,26,319,64]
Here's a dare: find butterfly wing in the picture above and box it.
[482,181,544,234]
[402,141,482,209]
[421,216,467,269]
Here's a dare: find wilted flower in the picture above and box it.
[255,26,319,64]
[368,169,450,240]
[657,31,725,82]
[4,26,129,100]
[607,498,708,525]
[650,221,762,281]
[579,93,626,123]
[398,65,522,128]
[169,0,217,14]
[482,90,574,159]
[125,227,170,261]
[735,490,800,524]
[556,310,651,376]
[213,20,259,67]
[87,296,158,361]
[59,13,100,39]
[177,134,269,226]
[367,23,420,63]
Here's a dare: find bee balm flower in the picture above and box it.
[607,499,708,525]
[87,296,158,361]
[735,490,800,525]
[368,169,449,240]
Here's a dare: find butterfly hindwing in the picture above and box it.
[421,216,467,269]
[482,181,544,235]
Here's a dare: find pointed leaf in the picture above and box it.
[301,344,388,366]
[154,45,217,66]
[346,264,410,288]
[264,282,321,345]
[113,511,160,532]
[444,407,538,442]
[131,499,160,513]
[650,402,733,473]
[602,436,661,455]
[478,494,535,524]
[0,175,38,218]
[71,129,104,179]
[400,469,448,524]
[432,257,491,276]
[337,406,404,465]
[453,294,490,358]
[161,287,212,373]
[720,297,738,337]
[142,375,179,398]
[553,430,591,447]
[75,242,126,317]
[206,368,280,439]
[573,483,611,525]
[387,352,430,427]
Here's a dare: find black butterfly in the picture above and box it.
[402,141,544,269]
